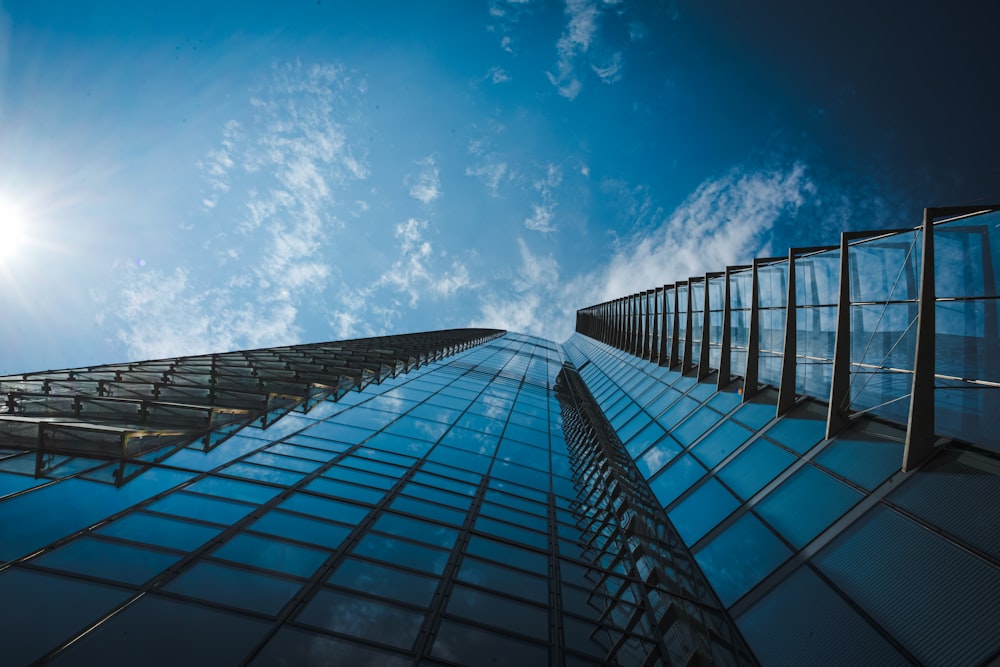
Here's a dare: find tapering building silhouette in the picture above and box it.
[0,207,998,665]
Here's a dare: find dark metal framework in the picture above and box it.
[575,206,1000,469]
[0,329,504,480]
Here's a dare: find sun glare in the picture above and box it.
[0,200,31,262]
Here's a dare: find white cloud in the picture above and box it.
[475,161,823,343]
[466,161,510,197]
[407,156,441,204]
[488,66,511,84]
[524,204,556,232]
[574,162,817,307]
[523,162,562,232]
[546,0,599,99]
[116,61,368,358]
[372,219,474,306]
[592,52,623,84]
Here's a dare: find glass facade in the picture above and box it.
[1,206,999,665]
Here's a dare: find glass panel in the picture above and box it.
[762,402,827,453]
[164,561,302,615]
[813,421,903,491]
[431,618,548,665]
[372,513,459,549]
[634,436,682,478]
[717,438,797,500]
[212,532,329,578]
[352,533,450,575]
[668,478,739,545]
[296,589,424,650]
[695,512,792,606]
[737,565,910,667]
[280,493,370,524]
[34,536,179,585]
[250,627,410,667]
[184,476,281,504]
[147,491,255,525]
[390,496,468,527]
[457,556,549,604]
[52,594,270,666]
[304,477,386,504]
[466,535,548,574]
[474,516,547,550]
[690,419,754,468]
[97,512,220,551]
[445,584,548,640]
[648,454,706,507]
[755,465,862,548]
[815,504,1000,666]
[328,558,438,607]
[672,405,723,447]
[249,510,351,549]
[0,568,132,665]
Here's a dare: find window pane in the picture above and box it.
[695,513,791,606]
[328,558,438,607]
[668,479,739,545]
[164,561,302,616]
[212,532,329,578]
[756,465,862,548]
[296,589,424,650]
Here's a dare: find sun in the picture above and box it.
[0,200,31,262]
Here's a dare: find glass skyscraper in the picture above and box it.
[1,207,998,666]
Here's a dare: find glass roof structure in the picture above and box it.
[0,206,998,665]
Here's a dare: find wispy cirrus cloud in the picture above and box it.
[524,163,562,232]
[407,156,441,204]
[330,219,476,337]
[116,61,369,359]
[474,161,833,342]
[546,0,599,99]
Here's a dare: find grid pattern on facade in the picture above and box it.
[0,329,503,483]
[566,315,1000,666]
[0,333,757,666]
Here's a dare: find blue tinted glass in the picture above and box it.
[244,452,323,473]
[431,619,548,664]
[360,432,433,457]
[708,389,743,414]
[474,516,548,550]
[814,426,903,490]
[623,421,666,458]
[737,565,911,667]
[756,466,862,548]
[466,535,549,575]
[212,532,328,577]
[763,403,827,453]
[383,415,450,442]
[649,454,706,507]
[249,510,351,549]
[446,584,548,640]
[491,460,550,490]
[50,593,269,666]
[731,393,777,430]
[148,491,255,525]
[457,556,549,603]
[659,396,700,428]
[670,406,722,445]
[479,502,548,533]
[98,512,220,551]
[617,412,652,442]
[34,536,179,585]
[426,444,492,473]
[372,513,459,549]
[304,477,385,504]
[296,589,424,650]
[322,466,395,490]
[690,420,755,468]
[328,558,438,607]
[251,627,411,667]
[717,439,797,499]
[634,437,682,478]
[221,462,306,486]
[0,569,132,665]
[695,513,792,606]
[390,496,468,527]
[184,476,281,504]
[352,533,450,575]
[164,561,302,615]
[668,479,739,545]
[279,493,371,524]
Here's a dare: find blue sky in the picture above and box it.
[1,0,998,372]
